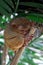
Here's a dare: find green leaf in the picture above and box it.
[19,2,43,9]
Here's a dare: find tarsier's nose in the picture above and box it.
[18,25,23,30]
[18,25,28,35]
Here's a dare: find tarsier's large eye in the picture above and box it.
[11,22,18,28]
[18,24,29,31]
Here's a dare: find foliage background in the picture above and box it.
[0,0,43,65]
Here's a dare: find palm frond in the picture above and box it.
[0,0,43,16]
[11,0,16,9]
[17,35,43,65]
[0,6,9,16]
[19,2,43,9]
[3,0,14,12]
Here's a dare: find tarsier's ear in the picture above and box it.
[11,23,17,27]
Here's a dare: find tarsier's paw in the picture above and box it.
[24,34,34,46]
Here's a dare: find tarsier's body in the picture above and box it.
[4,18,36,52]
[2,17,43,65]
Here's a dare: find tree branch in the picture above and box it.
[10,27,37,65]
[2,44,8,65]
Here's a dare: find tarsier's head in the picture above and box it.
[9,17,32,35]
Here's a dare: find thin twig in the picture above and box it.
[10,46,25,65]
[15,0,19,13]
[2,44,8,65]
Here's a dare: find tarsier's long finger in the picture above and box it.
[24,27,37,46]
[2,44,8,65]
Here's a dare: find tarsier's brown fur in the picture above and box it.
[2,17,43,65]
[4,18,36,51]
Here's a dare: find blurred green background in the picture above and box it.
[0,0,43,65]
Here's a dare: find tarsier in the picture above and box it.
[2,17,43,65]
